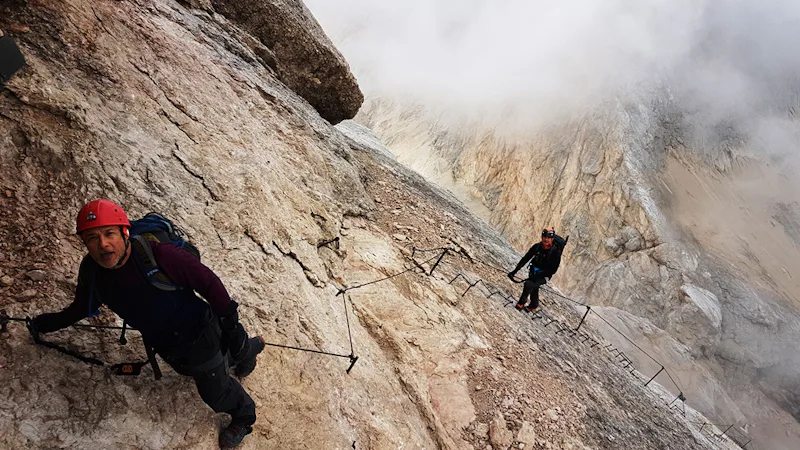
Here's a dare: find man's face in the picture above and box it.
[82,226,127,269]
[541,236,553,250]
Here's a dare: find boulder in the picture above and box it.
[516,421,537,446]
[211,0,363,123]
[651,242,698,272]
[25,269,47,281]
[489,412,513,449]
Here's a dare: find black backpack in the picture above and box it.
[129,212,199,260]
[128,213,200,291]
[553,234,569,250]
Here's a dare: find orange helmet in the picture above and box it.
[76,199,130,234]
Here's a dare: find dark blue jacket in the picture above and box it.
[35,242,233,350]
[512,242,562,279]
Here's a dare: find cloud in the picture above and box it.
[307,0,800,150]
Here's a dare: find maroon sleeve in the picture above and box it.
[151,242,234,316]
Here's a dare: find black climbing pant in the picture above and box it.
[191,355,256,425]
[157,315,256,426]
[517,278,547,309]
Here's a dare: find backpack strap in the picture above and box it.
[130,235,182,291]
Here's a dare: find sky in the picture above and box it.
[305,0,800,156]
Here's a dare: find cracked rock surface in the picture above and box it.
[0,1,768,449]
[355,95,800,449]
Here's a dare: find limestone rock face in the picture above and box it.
[356,99,674,324]
[667,284,722,356]
[209,0,364,123]
[0,1,784,449]
[354,97,800,448]
[588,306,746,424]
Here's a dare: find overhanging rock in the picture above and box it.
[210,0,364,124]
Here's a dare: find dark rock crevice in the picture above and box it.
[171,144,220,201]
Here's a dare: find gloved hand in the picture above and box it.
[218,304,239,332]
[507,271,517,281]
[218,301,248,360]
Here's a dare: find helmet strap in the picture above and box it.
[113,229,130,269]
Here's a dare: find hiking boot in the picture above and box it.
[525,307,538,313]
[234,336,265,378]
[219,421,253,449]
[514,303,525,310]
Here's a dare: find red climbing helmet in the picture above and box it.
[76,199,131,234]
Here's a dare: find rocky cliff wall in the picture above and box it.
[354,95,800,448]
[0,1,735,449]
[206,0,363,124]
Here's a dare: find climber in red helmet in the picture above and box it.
[75,199,133,269]
[30,199,261,449]
[508,227,564,313]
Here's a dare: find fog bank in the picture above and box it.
[307,0,800,160]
